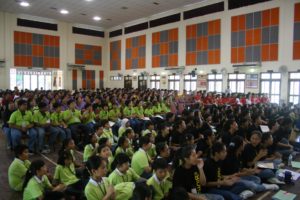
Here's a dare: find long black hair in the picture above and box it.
[173,145,195,169]
[113,136,128,156]
[57,150,73,166]
[59,138,74,155]
[227,136,244,157]
[111,153,130,171]
[130,181,153,200]
[23,160,45,190]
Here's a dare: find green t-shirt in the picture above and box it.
[8,158,31,191]
[147,175,172,200]
[101,128,114,144]
[83,144,95,162]
[118,127,126,137]
[99,110,109,120]
[63,109,81,125]
[84,177,110,200]
[8,109,33,127]
[123,107,136,117]
[144,108,154,117]
[142,129,157,137]
[134,106,144,116]
[108,109,120,121]
[82,111,96,124]
[108,168,140,186]
[53,163,79,186]
[115,182,135,200]
[146,144,157,159]
[23,175,52,200]
[50,111,64,126]
[131,149,150,176]
[160,102,170,113]
[33,110,51,125]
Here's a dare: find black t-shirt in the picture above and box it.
[173,165,202,194]
[155,133,170,145]
[242,143,259,168]
[196,139,211,158]
[203,158,223,183]
[273,128,291,145]
[170,131,185,146]
[221,131,235,147]
[221,154,242,175]
[247,125,261,140]
[236,127,248,140]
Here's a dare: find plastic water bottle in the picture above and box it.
[288,154,293,167]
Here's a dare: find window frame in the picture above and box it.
[227,73,246,93]
[207,73,223,93]
[260,72,281,104]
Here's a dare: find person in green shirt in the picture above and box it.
[8,144,31,191]
[33,102,58,154]
[101,120,114,144]
[97,143,114,173]
[147,158,172,200]
[9,99,38,153]
[144,103,154,117]
[109,153,143,186]
[108,103,121,122]
[63,99,90,145]
[131,135,153,178]
[134,101,145,119]
[50,102,72,141]
[85,156,115,200]
[142,121,157,137]
[114,136,132,158]
[81,103,96,134]
[99,104,109,120]
[118,118,131,137]
[23,160,65,200]
[83,133,99,162]
[54,150,84,199]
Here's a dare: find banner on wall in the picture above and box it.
[245,74,258,89]
[197,74,207,90]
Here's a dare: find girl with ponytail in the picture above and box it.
[23,160,65,200]
[172,145,224,200]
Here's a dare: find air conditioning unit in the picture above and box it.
[67,63,85,70]
[232,62,261,68]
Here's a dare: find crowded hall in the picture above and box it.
[1,0,300,200]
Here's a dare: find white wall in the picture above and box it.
[106,0,300,103]
[0,11,106,90]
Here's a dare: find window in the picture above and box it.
[110,76,122,81]
[10,69,53,90]
[150,75,160,89]
[168,75,180,91]
[228,73,245,93]
[208,74,223,93]
[260,72,281,104]
[289,72,300,105]
[184,74,197,93]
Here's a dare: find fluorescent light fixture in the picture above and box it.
[60,9,69,14]
[20,1,30,7]
[85,0,93,1]
[93,16,101,21]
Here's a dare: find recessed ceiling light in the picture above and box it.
[85,0,93,2]
[60,9,69,14]
[93,16,101,21]
[20,1,30,7]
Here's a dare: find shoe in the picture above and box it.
[41,149,51,154]
[268,177,285,185]
[239,190,254,199]
[262,183,279,190]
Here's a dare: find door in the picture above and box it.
[124,75,132,89]
[138,75,147,90]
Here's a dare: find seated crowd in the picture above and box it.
[2,88,300,200]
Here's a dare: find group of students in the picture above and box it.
[4,88,300,200]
